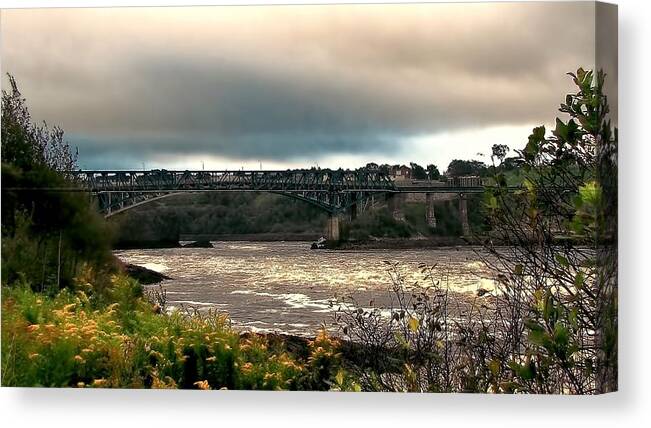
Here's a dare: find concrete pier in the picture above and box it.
[350,202,358,221]
[387,193,405,222]
[426,193,437,228]
[325,214,341,241]
[459,194,470,236]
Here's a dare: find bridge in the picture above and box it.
[67,169,486,241]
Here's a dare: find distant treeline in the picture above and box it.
[112,191,488,246]
[113,192,329,246]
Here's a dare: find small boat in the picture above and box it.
[310,236,327,249]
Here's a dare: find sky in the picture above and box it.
[1,2,597,171]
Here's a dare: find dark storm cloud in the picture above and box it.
[0,2,596,166]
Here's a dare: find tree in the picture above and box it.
[1,74,78,172]
[334,68,617,395]
[378,164,390,175]
[1,74,113,293]
[409,162,427,179]
[483,68,617,393]
[491,144,509,164]
[445,159,488,177]
[426,164,440,180]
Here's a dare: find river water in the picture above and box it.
[114,242,496,336]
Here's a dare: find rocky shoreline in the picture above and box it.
[241,331,402,374]
[114,235,477,251]
[115,258,171,285]
[331,236,475,250]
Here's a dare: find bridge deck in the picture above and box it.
[4,169,497,215]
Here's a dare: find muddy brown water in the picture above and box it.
[114,242,496,336]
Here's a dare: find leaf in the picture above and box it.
[514,264,523,275]
[574,271,585,289]
[335,370,344,386]
[555,254,569,268]
[569,308,579,330]
[486,195,498,209]
[488,359,501,376]
[528,329,547,347]
[553,322,570,348]
[524,319,544,333]
[579,181,601,206]
[408,317,420,332]
[553,118,568,142]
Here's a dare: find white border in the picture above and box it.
[1,1,649,427]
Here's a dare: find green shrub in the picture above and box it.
[1,279,357,390]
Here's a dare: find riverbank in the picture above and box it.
[114,258,171,284]
[1,284,357,390]
[332,236,475,250]
[115,233,323,249]
[115,234,476,250]
[179,233,321,242]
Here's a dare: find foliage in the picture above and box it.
[334,69,617,394]
[445,159,488,178]
[481,68,617,393]
[335,263,503,393]
[1,73,78,172]
[340,196,486,241]
[1,75,114,293]
[490,144,509,164]
[1,279,357,390]
[113,192,329,245]
[426,164,440,180]
[409,162,428,180]
[340,208,413,241]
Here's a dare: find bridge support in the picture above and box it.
[459,194,470,236]
[325,214,341,242]
[387,193,405,222]
[426,193,437,228]
[350,202,358,221]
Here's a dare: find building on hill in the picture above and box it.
[388,164,412,180]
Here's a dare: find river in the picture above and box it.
[114,242,496,336]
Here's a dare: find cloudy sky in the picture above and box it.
[1,2,596,171]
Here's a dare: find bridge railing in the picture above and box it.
[68,169,399,193]
[445,176,486,187]
[68,170,496,195]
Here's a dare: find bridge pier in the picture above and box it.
[426,193,437,228]
[387,193,405,222]
[459,194,470,236]
[325,214,341,242]
[350,202,358,221]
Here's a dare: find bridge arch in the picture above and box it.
[71,169,485,240]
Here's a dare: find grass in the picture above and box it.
[1,275,359,391]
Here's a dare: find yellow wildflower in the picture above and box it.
[92,379,107,387]
[193,380,210,390]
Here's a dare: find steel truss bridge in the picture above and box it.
[66,169,486,217]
